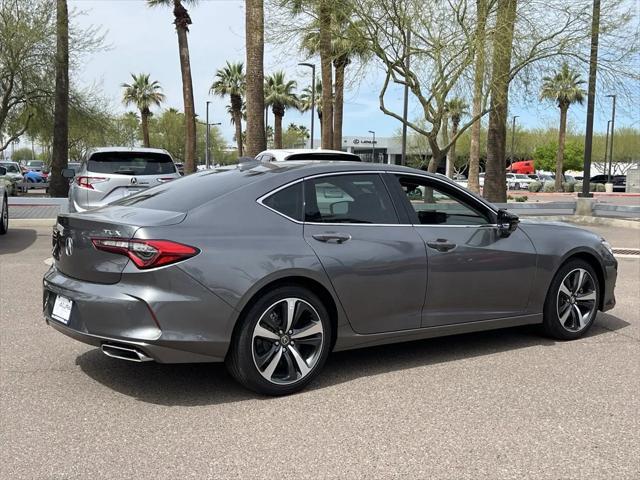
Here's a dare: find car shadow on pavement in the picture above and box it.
[75,313,630,406]
[0,228,38,255]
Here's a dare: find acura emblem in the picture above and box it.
[65,237,74,256]
[130,177,138,185]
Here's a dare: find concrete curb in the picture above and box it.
[10,218,57,227]
[538,215,640,229]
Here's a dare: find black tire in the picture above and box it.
[226,285,332,396]
[543,259,600,340]
[0,195,8,235]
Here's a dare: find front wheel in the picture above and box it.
[543,260,600,340]
[226,286,332,395]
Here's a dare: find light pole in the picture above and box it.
[603,119,611,173]
[205,101,211,169]
[368,130,376,162]
[298,62,316,148]
[605,94,616,182]
[401,30,411,166]
[510,115,519,169]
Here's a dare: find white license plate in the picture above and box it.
[52,295,73,324]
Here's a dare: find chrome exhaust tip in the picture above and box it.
[101,343,153,363]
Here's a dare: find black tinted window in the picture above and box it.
[304,174,397,224]
[88,151,176,175]
[262,182,303,221]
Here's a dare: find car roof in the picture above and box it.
[87,147,172,156]
[257,149,360,160]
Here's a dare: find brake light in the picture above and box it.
[76,176,107,189]
[91,238,199,269]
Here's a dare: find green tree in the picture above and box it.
[533,140,583,174]
[540,63,586,191]
[11,147,36,161]
[299,80,323,139]
[121,73,166,148]
[211,61,245,155]
[147,0,197,174]
[264,72,298,149]
[282,123,309,148]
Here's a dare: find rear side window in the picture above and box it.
[88,152,177,175]
[262,182,303,221]
[286,153,360,162]
[304,174,397,224]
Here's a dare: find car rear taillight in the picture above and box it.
[76,176,108,189]
[91,238,199,269]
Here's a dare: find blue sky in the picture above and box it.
[72,0,637,146]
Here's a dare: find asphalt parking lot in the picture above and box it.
[1,221,639,479]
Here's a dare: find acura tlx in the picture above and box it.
[44,161,617,395]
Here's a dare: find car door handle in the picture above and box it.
[312,233,352,244]
[426,239,457,252]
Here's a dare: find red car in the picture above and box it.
[510,160,534,174]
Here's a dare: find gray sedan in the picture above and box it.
[44,161,617,395]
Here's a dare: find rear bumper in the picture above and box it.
[43,266,237,363]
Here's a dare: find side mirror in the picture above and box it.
[497,208,519,237]
[62,168,75,179]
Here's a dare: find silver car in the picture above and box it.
[44,161,617,395]
[64,147,181,212]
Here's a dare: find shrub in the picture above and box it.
[562,182,574,193]
[574,181,583,192]
[596,183,606,192]
[529,181,542,192]
[515,195,528,202]
[543,182,556,192]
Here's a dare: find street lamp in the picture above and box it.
[510,115,519,169]
[368,130,376,162]
[605,94,616,182]
[298,62,316,149]
[206,101,211,169]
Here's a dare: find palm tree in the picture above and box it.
[50,0,69,198]
[264,72,299,149]
[541,63,586,191]
[299,80,323,140]
[121,73,166,148]
[300,13,368,151]
[211,62,246,156]
[147,0,197,174]
[445,98,469,178]
[245,0,266,155]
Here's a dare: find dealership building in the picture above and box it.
[306,135,423,164]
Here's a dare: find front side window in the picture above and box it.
[394,175,491,226]
[304,174,397,224]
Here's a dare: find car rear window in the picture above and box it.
[112,167,265,213]
[285,153,361,162]
[88,151,177,175]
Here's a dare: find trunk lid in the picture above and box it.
[53,206,186,284]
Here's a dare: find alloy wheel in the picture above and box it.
[251,298,324,385]
[556,268,597,332]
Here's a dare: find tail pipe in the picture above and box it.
[101,343,153,363]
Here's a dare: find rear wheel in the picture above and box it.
[226,286,332,396]
[543,259,600,340]
[0,195,8,235]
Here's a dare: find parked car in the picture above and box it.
[24,160,45,172]
[590,175,626,192]
[256,149,361,162]
[506,173,535,190]
[65,147,181,212]
[44,161,618,395]
[509,160,535,174]
[0,162,21,195]
[0,168,8,234]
